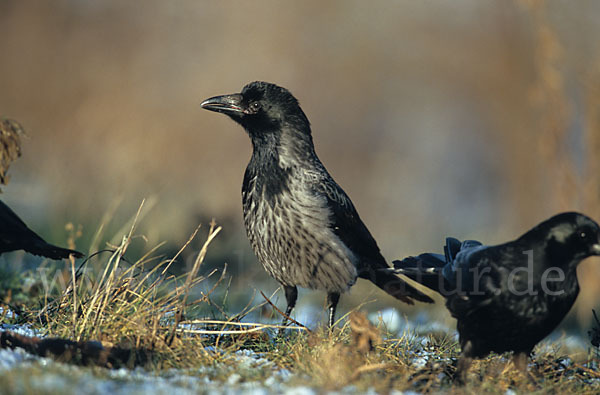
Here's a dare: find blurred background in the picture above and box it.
[1,0,600,337]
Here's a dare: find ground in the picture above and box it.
[1,221,600,394]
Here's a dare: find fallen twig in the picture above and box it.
[259,290,311,332]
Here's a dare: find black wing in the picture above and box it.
[442,241,505,317]
[315,177,387,271]
[0,200,83,259]
[314,175,434,303]
[392,237,495,304]
[0,200,45,251]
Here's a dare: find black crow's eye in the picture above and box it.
[577,226,594,242]
[246,101,261,114]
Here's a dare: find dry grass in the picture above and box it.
[13,202,226,370]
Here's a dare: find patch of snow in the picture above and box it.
[368,308,455,339]
[281,387,316,395]
[0,323,43,337]
[369,308,402,332]
[1,341,391,394]
[0,307,16,318]
[412,356,428,369]
[226,373,242,385]
[0,347,36,370]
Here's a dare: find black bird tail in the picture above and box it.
[392,237,466,295]
[392,254,446,294]
[366,268,435,304]
[0,199,84,260]
[27,241,84,260]
[392,237,485,295]
[391,237,463,294]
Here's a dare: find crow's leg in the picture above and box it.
[326,292,340,328]
[454,340,474,385]
[281,285,298,326]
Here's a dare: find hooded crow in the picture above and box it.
[202,81,433,327]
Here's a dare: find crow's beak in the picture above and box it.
[592,243,600,256]
[200,94,245,114]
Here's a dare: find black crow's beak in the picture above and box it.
[592,243,600,256]
[200,94,245,114]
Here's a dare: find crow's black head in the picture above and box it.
[201,81,310,140]
[523,212,600,267]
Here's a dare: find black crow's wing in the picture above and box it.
[444,237,462,261]
[392,238,495,305]
[443,242,504,317]
[0,200,46,251]
[0,200,83,259]
[316,179,386,268]
[442,240,487,290]
[314,178,434,303]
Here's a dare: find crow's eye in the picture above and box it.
[577,226,594,241]
[248,101,261,113]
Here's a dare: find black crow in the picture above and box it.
[0,200,83,260]
[201,81,433,327]
[391,212,600,382]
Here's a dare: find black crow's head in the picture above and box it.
[526,212,600,266]
[201,81,310,139]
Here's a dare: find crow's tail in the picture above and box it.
[26,241,84,260]
[391,253,447,294]
[364,267,435,304]
[389,237,464,294]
